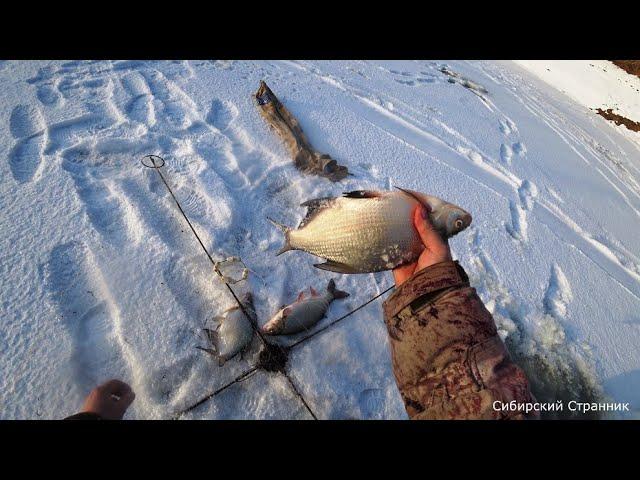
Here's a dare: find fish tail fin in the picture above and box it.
[327,278,350,299]
[276,242,292,256]
[267,217,294,256]
[276,233,293,256]
[267,216,289,233]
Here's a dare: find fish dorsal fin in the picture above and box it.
[309,287,319,297]
[297,291,306,302]
[394,186,424,204]
[299,197,335,228]
[313,260,359,274]
[300,197,334,210]
[342,190,382,199]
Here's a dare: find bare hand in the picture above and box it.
[393,204,452,286]
[81,379,135,420]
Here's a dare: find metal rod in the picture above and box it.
[147,156,316,419]
[282,373,317,420]
[151,161,257,332]
[288,285,394,349]
[173,366,259,419]
[147,156,393,421]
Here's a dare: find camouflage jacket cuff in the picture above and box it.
[383,261,470,319]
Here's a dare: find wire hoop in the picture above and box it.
[141,154,165,169]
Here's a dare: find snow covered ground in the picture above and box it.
[1,60,639,419]
[515,60,640,147]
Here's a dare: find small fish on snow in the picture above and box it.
[262,279,349,335]
[268,188,472,274]
[198,292,256,366]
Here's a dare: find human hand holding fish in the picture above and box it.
[392,203,452,286]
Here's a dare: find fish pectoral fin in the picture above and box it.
[342,190,382,199]
[313,260,359,274]
[203,328,219,350]
[196,346,218,357]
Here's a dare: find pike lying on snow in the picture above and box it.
[199,293,256,366]
[262,279,349,335]
[270,188,472,273]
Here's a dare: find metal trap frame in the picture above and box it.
[142,155,393,420]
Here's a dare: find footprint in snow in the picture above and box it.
[27,66,65,108]
[8,104,46,183]
[206,98,239,132]
[543,264,573,319]
[499,118,517,136]
[45,241,129,393]
[505,179,538,242]
[499,143,513,165]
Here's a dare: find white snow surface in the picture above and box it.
[1,60,639,419]
[515,60,640,147]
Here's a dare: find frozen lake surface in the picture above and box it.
[1,60,639,419]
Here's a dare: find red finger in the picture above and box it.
[393,262,416,286]
[413,205,446,252]
[118,389,136,408]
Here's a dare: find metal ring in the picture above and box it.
[141,154,165,168]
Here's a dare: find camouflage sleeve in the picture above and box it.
[382,261,537,420]
[64,412,102,420]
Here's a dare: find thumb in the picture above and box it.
[413,204,446,251]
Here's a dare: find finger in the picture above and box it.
[119,389,136,409]
[413,205,447,252]
[100,379,133,398]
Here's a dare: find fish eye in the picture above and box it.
[454,219,464,230]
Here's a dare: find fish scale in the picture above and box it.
[202,293,256,366]
[295,197,416,262]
